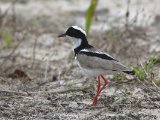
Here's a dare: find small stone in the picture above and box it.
[59,80,65,85]
[69,102,78,108]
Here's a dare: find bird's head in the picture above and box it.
[58,26,87,48]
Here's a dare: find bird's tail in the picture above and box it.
[123,70,135,75]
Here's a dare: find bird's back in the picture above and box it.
[76,47,131,77]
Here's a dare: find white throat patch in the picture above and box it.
[72,38,82,48]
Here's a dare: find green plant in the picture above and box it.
[133,55,158,79]
[2,27,13,48]
[85,0,98,34]
[145,55,158,73]
[113,73,127,81]
[133,66,146,79]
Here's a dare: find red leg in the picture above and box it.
[92,76,101,106]
[98,75,108,93]
[97,76,101,93]
[91,75,109,106]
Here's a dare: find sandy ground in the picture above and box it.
[0,0,160,119]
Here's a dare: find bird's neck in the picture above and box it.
[74,38,93,55]
[72,38,82,48]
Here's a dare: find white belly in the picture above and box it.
[75,58,112,78]
[80,68,105,77]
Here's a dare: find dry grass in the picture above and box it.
[0,0,160,120]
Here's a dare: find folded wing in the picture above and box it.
[77,48,131,74]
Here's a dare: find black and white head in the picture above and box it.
[58,26,88,48]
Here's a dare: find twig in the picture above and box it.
[0,39,22,68]
[152,80,160,92]
[125,0,130,29]
[0,90,28,96]
[31,37,38,68]
[0,31,27,69]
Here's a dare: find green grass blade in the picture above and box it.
[133,67,146,78]
[145,55,158,72]
[85,0,98,34]
[2,27,13,48]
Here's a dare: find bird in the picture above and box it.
[58,26,135,106]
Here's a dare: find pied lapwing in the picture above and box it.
[58,26,134,106]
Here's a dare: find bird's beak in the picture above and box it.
[58,33,66,37]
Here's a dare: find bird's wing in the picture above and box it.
[77,48,128,72]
